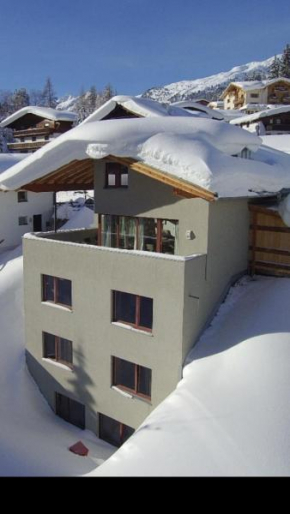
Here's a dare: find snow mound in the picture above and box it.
[91,276,290,477]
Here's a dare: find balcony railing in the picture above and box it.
[7,141,48,151]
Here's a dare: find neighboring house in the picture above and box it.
[1,116,290,447]
[0,154,53,251]
[80,95,204,123]
[230,105,290,135]
[0,106,77,154]
[222,78,290,110]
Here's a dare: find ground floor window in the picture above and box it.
[112,356,152,401]
[99,214,178,254]
[99,414,134,447]
[55,393,85,429]
[43,331,73,367]
[113,291,153,332]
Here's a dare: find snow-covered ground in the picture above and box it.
[1,206,290,475]
[0,214,114,477]
[92,276,290,476]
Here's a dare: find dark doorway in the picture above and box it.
[33,214,42,231]
[55,393,85,429]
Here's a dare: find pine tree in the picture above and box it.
[102,83,115,102]
[269,56,281,79]
[75,88,90,122]
[30,89,45,106]
[88,86,98,114]
[280,44,290,78]
[42,77,57,108]
[11,88,30,111]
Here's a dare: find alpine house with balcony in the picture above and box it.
[1,115,290,447]
[0,106,77,154]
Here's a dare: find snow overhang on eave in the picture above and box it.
[1,155,217,201]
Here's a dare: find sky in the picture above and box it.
[1,0,290,99]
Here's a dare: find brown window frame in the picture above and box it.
[43,332,73,368]
[99,414,134,447]
[98,214,177,254]
[112,356,152,401]
[105,163,128,189]
[112,290,153,333]
[42,274,72,309]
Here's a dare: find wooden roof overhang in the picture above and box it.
[18,155,216,201]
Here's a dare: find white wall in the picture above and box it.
[0,191,54,251]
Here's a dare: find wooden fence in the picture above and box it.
[249,204,290,276]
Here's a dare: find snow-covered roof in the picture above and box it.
[222,78,290,98]
[90,275,290,477]
[1,116,290,199]
[0,106,77,128]
[230,105,290,126]
[170,101,224,120]
[81,95,196,124]
[0,153,28,176]
[260,135,290,154]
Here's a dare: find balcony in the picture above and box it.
[13,128,51,138]
[7,141,48,151]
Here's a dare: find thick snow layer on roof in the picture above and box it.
[1,116,290,198]
[230,105,290,125]
[170,101,224,120]
[0,106,77,127]
[81,95,195,124]
[91,276,290,477]
[0,153,28,175]
[228,78,290,92]
[260,135,290,154]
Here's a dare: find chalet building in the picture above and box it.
[0,106,77,154]
[222,78,290,111]
[230,105,290,135]
[1,116,290,448]
[0,154,53,251]
[80,95,201,122]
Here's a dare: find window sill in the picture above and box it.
[41,301,73,313]
[111,322,153,336]
[42,358,73,372]
[111,386,151,404]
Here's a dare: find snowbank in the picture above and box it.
[0,248,114,476]
[91,276,290,476]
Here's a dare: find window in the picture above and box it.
[17,191,27,203]
[99,414,134,447]
[42,275,72,308]
[240,148,251,159]
[112,356,152,400]
[250,93,259,98]
[113,291,153,332]
[18,216,28,226]
[105,163,128,188]
[43,332,73,367]
[100,214,178,254]
[55,393,85,429]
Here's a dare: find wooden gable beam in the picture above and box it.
[106,155,216,202]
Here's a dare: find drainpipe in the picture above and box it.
[53,191,57,232]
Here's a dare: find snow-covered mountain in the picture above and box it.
[56,94,79,112]
[142,55,279,104]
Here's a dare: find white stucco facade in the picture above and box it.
[0,190,54,251]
